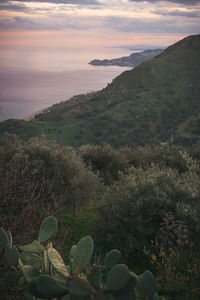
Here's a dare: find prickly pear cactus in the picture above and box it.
[0,215,159,300]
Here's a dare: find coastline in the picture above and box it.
[21,107,50,121]
[21,92,97,122]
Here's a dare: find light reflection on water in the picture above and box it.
[0,47,132,122]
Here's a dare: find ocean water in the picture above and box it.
[0,47,132,122]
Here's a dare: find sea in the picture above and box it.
[0,47,132,122]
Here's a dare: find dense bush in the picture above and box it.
[0,134,101,244]
[1,134,200,298]
[92,151,200,273]
[121,145,189,173]
[79,144,129,185]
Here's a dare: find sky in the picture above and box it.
[0,0,200,49]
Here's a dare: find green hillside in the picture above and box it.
[1,34,200,147]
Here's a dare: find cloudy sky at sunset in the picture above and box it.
[0,0,200,48]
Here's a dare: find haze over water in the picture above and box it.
[1,0,198,122]
[0,45,132,122]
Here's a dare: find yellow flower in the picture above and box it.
[151,254,157,262]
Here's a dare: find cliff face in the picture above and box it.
[89,49,163,67]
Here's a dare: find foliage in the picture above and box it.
[1,134,200,298]
[144,238,200,299]
[121,145,189,173]
[0,134,102,286]
[79,144,129,185]
[0,216,158,300]
[0,134,101,238]
[92,151,200,273]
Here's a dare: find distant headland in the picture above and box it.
[89,49,164,67]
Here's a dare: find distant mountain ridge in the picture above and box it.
[89,49,163,67]
[1,34,200,148]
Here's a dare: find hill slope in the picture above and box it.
[1,34,200,147]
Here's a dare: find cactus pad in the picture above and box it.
[136,270,157,298]
[72,236,93,273]
[35,274,68,298]
[114,275,137,300]
[70,245,77,262]
[103,249,121,272]
[129,271,138,286]
[20,240,44,254]
[43,249,52,275]
[88,265,102,290]
[7,231,12,246]
[22,265,41,282]
[19,252,41,270]
[38,216,58,243]
[5,244,19,267]
[47,247,69,277]
[0,227,10,247]
[1,271,22,290]
[105,264,130,291]
[28,279,44,298]
[69,277,91,296]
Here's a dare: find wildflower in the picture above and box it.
[151,254,157,263]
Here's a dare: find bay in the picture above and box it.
[0,47,132,122]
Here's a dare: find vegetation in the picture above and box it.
[1,134,200,299]
[0,134,101,245]
[0,215,159,299]
[0,35,200,148]
[1,34,200,299]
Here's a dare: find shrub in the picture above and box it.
[92,154,200,271]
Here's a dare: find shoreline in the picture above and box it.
[21,92,97,122]
[21,107,50,121]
